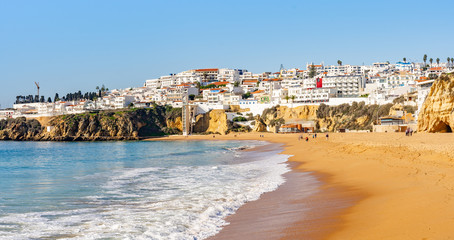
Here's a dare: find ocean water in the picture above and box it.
[0,140,290,240]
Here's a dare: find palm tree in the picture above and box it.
[290,95,296,108]
[430,58,433,66]
[448,57,451,68]
[337,60,342,66]
[403,57,406,63]
[436,58,440,66]
[451,58,454,68]
[423,54,427,66]
[285,95,290,103]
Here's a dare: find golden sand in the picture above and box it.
[146,132,454,239]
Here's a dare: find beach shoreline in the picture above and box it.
[146,132,454,239]
[146,133,362,240]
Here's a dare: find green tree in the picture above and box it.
[423,54,427,66]
[285,95,290,103]
[309,65,317,78]
[451,58,454,68]
[447,57,451,68]
[291,95,296,103]
[47,97,52,103]
[403,57,406,63]
[242,92,251,99]
[436,58,440,66]
[430,58,433,66]
[337,60,342,66]
[233,81,240,87]
[54,93,60,102]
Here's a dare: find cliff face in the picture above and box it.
[254,103,393,132]
[0,117,42,140]
[193,109,230,135]
[418,74,454,132]
[316,102,394,132]
[166,117,183,132]
[261,105,318,125]
[42,107,175,140]
[166,109,232,135]
[0,106,183,141]
[0,106,238,141]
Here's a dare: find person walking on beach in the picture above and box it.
[305,137,309,142]
[326,133,329,140]
[314,133,317,138]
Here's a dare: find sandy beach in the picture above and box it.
[146,132,454,239]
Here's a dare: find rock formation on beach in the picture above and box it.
[418,74,454,132]
[0,105,182,141]
[0,105,238,140]
[253,103,394,132]
[0,117,42,140]
[192,109,231,135]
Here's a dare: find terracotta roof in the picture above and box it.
[263,78,282,81]
[281,124,300,128]
[429,67,443,71]
[214,81,229,86]
[251,90,264,94]
[195,68,219,72]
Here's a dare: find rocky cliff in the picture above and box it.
[0,105,182,141]
[254,103,394,132]
[193,109,231,135]
[0,106,237,140]
[0,117,43,140]
[316,102,393,132]
[418,74,454,132]
[261,105,318,124]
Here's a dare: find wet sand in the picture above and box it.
[146,132,454,239]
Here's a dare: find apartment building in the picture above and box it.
[386,72,417,88]
[195,68,219,84]
[287,87,336,103]
[322,75,365,97]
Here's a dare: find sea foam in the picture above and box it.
[0,141,290,240]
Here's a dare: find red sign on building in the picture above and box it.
[316,78,323,88]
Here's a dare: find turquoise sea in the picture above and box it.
[0,140,290,240]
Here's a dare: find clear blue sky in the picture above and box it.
[1,0,453,108]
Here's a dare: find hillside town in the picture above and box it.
[2,59,453,127]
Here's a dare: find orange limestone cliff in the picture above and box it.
[418,74,454,132]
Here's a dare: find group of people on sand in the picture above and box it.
[405,128,414,136]
[298,133,329,142]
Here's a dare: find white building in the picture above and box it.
[113,95,136,109]
[287,87,336,103]
[322,75,365,97]
[386,72,417,88]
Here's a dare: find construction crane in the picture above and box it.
[35,82,40,100]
